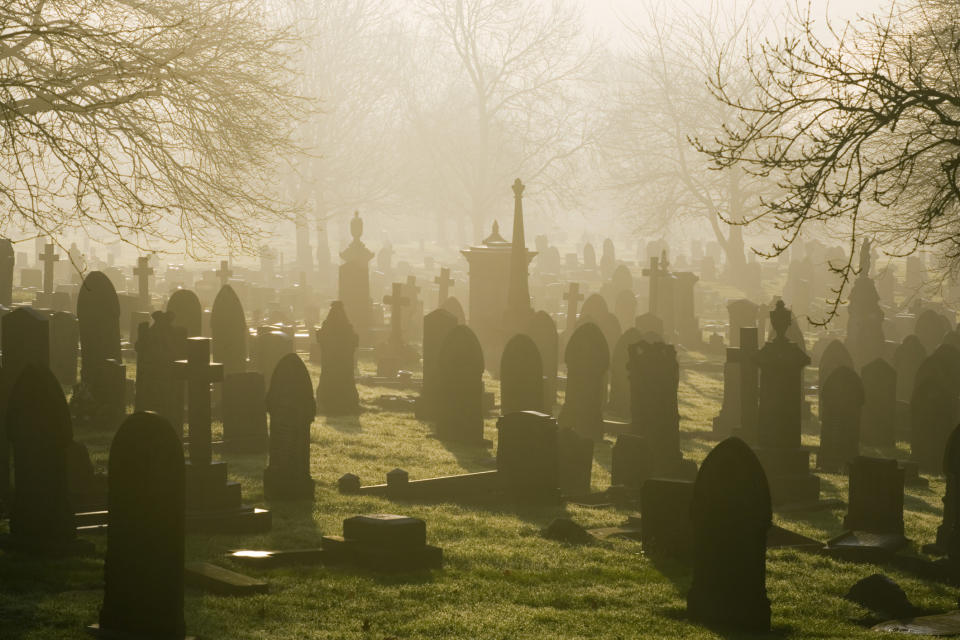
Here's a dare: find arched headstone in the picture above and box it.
[916,309,951,354]
[264,353,316,500]
[608,328,642,418]
[687,437,772,632]
[316,301,360,416]
[97,412,185,638]
[77,271,122,385]
[416,308,458,420]
[211,284,247,376]
[435,325,485,443]
[222,372,268,453]
[166,288,202,337]
[818,366,865,473]
[894,335,926,403]
[861,358,897,449]
[500,333,543,415]
[558,322,609,440]
[526,310,558,412]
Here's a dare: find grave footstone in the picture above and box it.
[94,412,186,639]
[558,322,609,440]
[818,366,865,473]
[321,514,443,571]
[264,353,316,500]
[499,334,543,415]
[687,437,771,632]
[315,301,360,416]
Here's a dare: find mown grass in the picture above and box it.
[0,354,955,639]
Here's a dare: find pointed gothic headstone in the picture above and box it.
[435,325,485,443]
[558,322,609,440]
[499,333,544,415]
[211,285,247,376]
[264,353,316,500]
[316,301,360,416]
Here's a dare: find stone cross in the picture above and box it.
[563,282,584,331]
[404,275,421,300]
[174,337,224,467]
[435,267,454,307]
[383,282,409,345]
[216,260,232,288]
[40,242,59,295]
[133,256,153,309]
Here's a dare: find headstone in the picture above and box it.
[133,256,154,310]
[315,301,360,416]
[712,347,741,437]
[687,437,772,632]
[844,457,905,536]
[845,240,885,367]
[95,413,185,639]
[496,411,559,503]
[435,267,455,308]
[641,478,694,559]
[499,333,544,415]
[4,365,87,553]
[49,311,79,387]
[558,322,609,440]
[440,296,466,325]
[563,282,584,332]
[0,238,13,307]
[608,328,642,419]
[211,285,248,376]
[264,353,316,500]
[416,308,458,420]
[753,301,819,505]
[727,299,759,348]
[737,327,760,443]
[77,271,122,385]
[526,311,558,412]
[166,289,202,337]
[222,372,268,453]
[861,358,897,449]
[818,366,865,473]
[39,242,59,296]
[255,327,293,382]
[894,335,926,403]
[134,310,186,432]
[435,325,485,443]
[557,426,593,496]
[911,351,960,473]
[916,309,950,354]
[932,425,960,554]
[614,289,637,335]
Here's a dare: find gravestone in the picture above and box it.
[222,372,268,453]
[526,310,558,412]
[264,353,316,500]
[166,288,202,337]
[435,325,485,443]
[211,285,248,376]
[256,327,293,382]
[894,335,927,403]
[712,347,741,437]
[819,339,855,397]
[737,327,760,444]
[441,296,466,325]
[499,333,544,415]
[558,322,609,440]
[845,240,885,367]
[4,365,88,553]
[339,212,377,340]
[315,301,360,416]
[844,457,905,536]
[416,308,458,420]
[608,328,642,419]
[580,293,608,326]
[95,412,185,639]
[611,433,646,489]
[861,358,897,449]
[496,411,559,503]
[727,299,759,348]
[377,282,419,376]
[818,366,865,473]
[133,256,154,310]
[635,313,664,341]
[687,437,772,632]
[0,238,12,307]
[911,344,960,472]
[916,309,950,355]
[134,310,186,432]
[557,426,593,496]
[932,425,960,554]
[563,282,584,332]
[754,301,819,505]
[642,478,694,559]
[435,267,455,307]
[77,270,122,385]
[50,311,79,387]
[628,340,696,479]
[614,289,637,334]
[583,243,596,270]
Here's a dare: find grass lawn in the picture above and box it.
[0,354,954,639]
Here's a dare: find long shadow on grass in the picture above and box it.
[659,604,792,639]
[326,414,363,434]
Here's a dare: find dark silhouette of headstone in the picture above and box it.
[435,267,454,307]
[133,256,154,310]
[50,310,79,387]
[255,327,293,382]
[608,328,642,418]
[315,301,360,416]
[611,433,646,489]
[95,412,185,639]
[628,340,696,479]
[844,457,905,535]
[861,358,897,449]
[712,347,741,437]
[166,288,202,337]
[222,372,268,453]
[687,437,772,632]
[819,339,854,410]
[614,289,637,335]
[377,281,419,376]
[435,324,485,443]
[563,282,584,332]
[845,240,885,367]
[557,426,593,496]
[135,311,186,432]
[916,309,951,354]
[737,327,760,443]
[754,301,819,505]
[499,333,543,415]
[895,335,927,403]
[558,322,609,440]
[211,285,247,377]
[496,410,559,503]
[441,295,466,325]
[76,271,125,428]
[911,345,960,472]
[416,308,458,420]
[4,365,89,553]
[216,260,233,288]
[642,478,694,559]
[39,242,59,296]
[931,425,960,554]
[580,293,608,326]
[526,310,558,412]
[727,298,758,348]
[264,353,316,500]
[0,238,13,307]
[818,366,865,473]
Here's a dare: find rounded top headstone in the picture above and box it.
[77,270,120,318]
[565,321,610,373]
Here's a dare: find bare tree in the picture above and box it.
[702,0,960,315]
[407,0,599,241]
[0,0,304,257]
[603,0,777,278]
